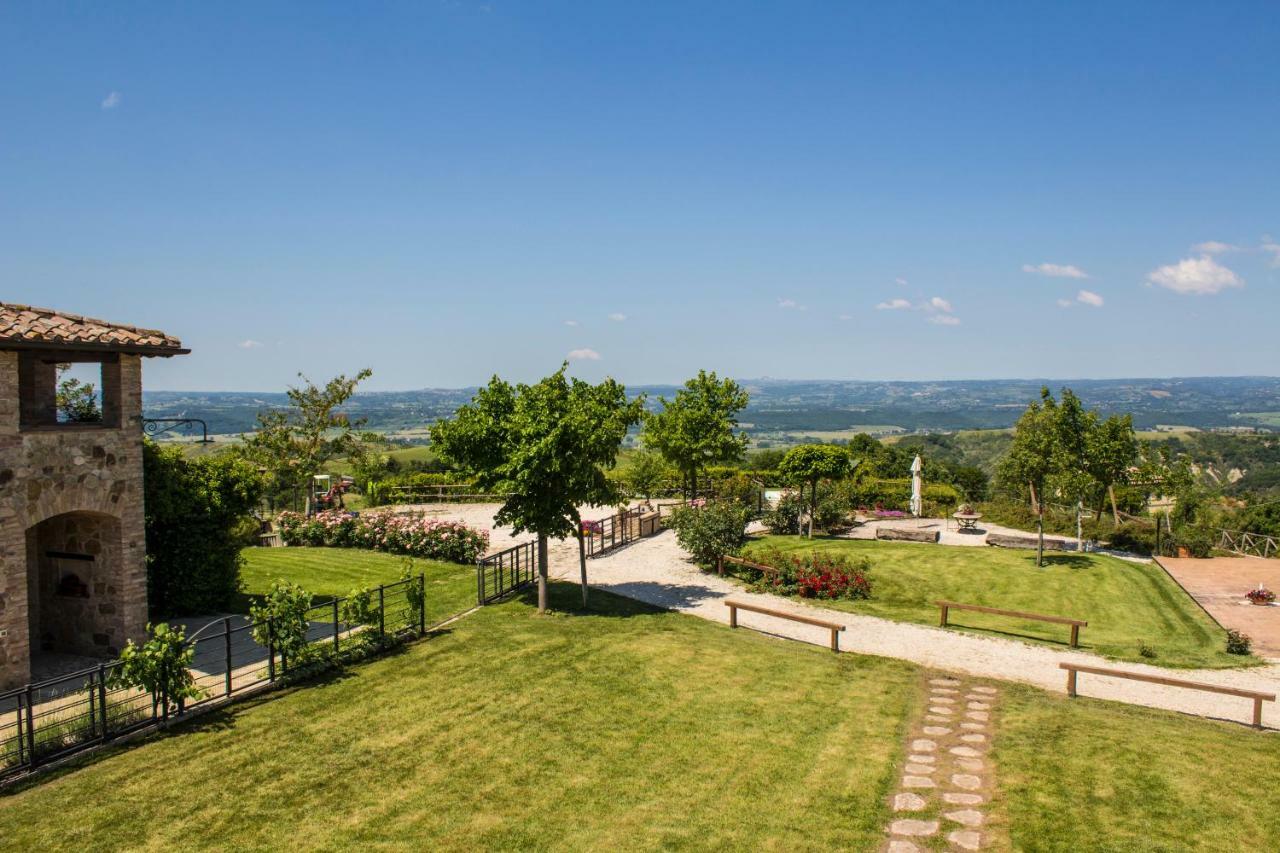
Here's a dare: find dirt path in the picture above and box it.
[401,502,1280,728]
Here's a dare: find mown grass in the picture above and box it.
[0,585,915,850]
[992,683,1280,851]
[240,546,476,627]
[743,536,1247,669]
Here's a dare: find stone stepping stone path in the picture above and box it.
[882,677,1001,852]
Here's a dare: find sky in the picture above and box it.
[2,1,1278,392]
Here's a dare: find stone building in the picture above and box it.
[0,304,187,690]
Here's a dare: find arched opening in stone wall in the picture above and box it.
[24,511,128,679]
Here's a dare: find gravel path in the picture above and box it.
[401,502,1280,728]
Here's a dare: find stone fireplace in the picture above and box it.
[0,304,188,689]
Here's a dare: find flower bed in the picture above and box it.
[738,546,873,602]
[277,510,489,564]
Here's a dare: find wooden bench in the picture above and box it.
[725,599,846,651]
[876,527,939,544]
[717,554,779,577]
[937,600,1088,647]
[1059,662,1275,729]
[986,533,1069,551]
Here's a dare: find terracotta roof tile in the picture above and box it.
[0,303,187,355]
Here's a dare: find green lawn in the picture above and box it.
[240,546,476,627]
[0,585,916,850]
[1,584,1277,850]
[743,536,1247,669]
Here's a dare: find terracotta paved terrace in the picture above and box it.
[1156,556,1280,658]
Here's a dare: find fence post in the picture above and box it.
[16,690,25,768]
[224,617,233,698]
[477,559,484,606]
[418,574,426,636]
[98,663,109,740]
[88,667,97,738]
[25,684,36,768]
[378,585,386,642]
[267,616,276,682]
[333,598,341,655]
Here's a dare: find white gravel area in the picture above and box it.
[400,502,1280,729]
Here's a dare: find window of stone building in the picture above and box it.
[18,352,123,430]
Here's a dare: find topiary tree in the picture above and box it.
[777,444,855,537]
[642,370,749,499]
[430,364,644,612]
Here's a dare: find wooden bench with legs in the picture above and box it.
[725,599,846,651]
[1059,662,1276,729]
[936,600,1088,647]
[716,554,779,577]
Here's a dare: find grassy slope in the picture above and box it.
[744,536,1244,669]
[0,585,914,851]
[993,683,1280,851]
[240,546,476,627]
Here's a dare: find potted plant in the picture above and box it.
[1245,586,1276,606]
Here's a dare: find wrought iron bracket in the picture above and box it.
[141,417,213,443]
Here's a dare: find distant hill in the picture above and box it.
[143,376,1280,440]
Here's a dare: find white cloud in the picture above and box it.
[837,313,853,321]
[1262,237,1280,267]
[927,296,953,313]
[1056,298,1074,308]
[876,298,912,310]
[1076,289,1104,307]
[607,312,627,322]
[1146,255,1243,295]
[1192,240,1238,254]
[567,348,601,361]
[895,277,908,286]
[101,91,122,110]
[564,320,578,327]
[928,315,961,326]
[239,339,263,349]
[777,298,803,310]
[1022,262,1089,279]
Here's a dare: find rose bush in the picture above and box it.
[277,510,489,563]
[739,546,873,601]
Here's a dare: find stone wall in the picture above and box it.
[0,350,148,690]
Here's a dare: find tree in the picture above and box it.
[56,365,101,422]
[1049,389,1097,552]
[623,449,671,503]
[143,441,263,617]
[998,389,1059,565]
[241,369,374,514]
[642,371,749,499]
[1085,413,1137,524]
[777,444,855,537]
[430,364,644,612]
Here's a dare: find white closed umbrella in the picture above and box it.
[909,455,923,518]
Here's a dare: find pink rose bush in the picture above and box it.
[277,510,489,564]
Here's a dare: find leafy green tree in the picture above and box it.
[241,369,374,514]
[430,364,644,612]
[642,370,749,498]
[55,365,101,422]
[623,449,671,503]
[1086,413,1137,523]
[143,441,263,617]
[250,580,315,667]
[777,444,855,537]
[998,388,1059,565]
[1049,389,1098,551]
[109,622,202,716]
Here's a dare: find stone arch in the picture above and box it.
[24,509,135,664]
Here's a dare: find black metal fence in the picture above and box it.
[582,506,665,558]
[0,574,425,782]
[476,540,539,605]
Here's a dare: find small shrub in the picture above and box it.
[667,501,752,566]
[740,546,873,601]
[1176,526,1215,558]
[250,581,315,666]
[1106,521,1157,555]
[1138,641,1158,659]
[109,622,203,714]
[812,497,849,533]
[1226,630,1252,655]
[762,492,804,535]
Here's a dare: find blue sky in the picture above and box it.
[2,2,1278,391]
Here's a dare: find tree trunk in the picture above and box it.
[1029,482,1045,567]
[577,524,589,608]
[807,480,815,538]
[537,533,549,613]
[691,469,698,503]
[1109,484,1121,525]
[1076,499,1084,553]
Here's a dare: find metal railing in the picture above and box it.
[477,541,539,605]
[582,506,665,558]
[0,574,425,782]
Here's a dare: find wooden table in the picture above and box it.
[953,512,983,530]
